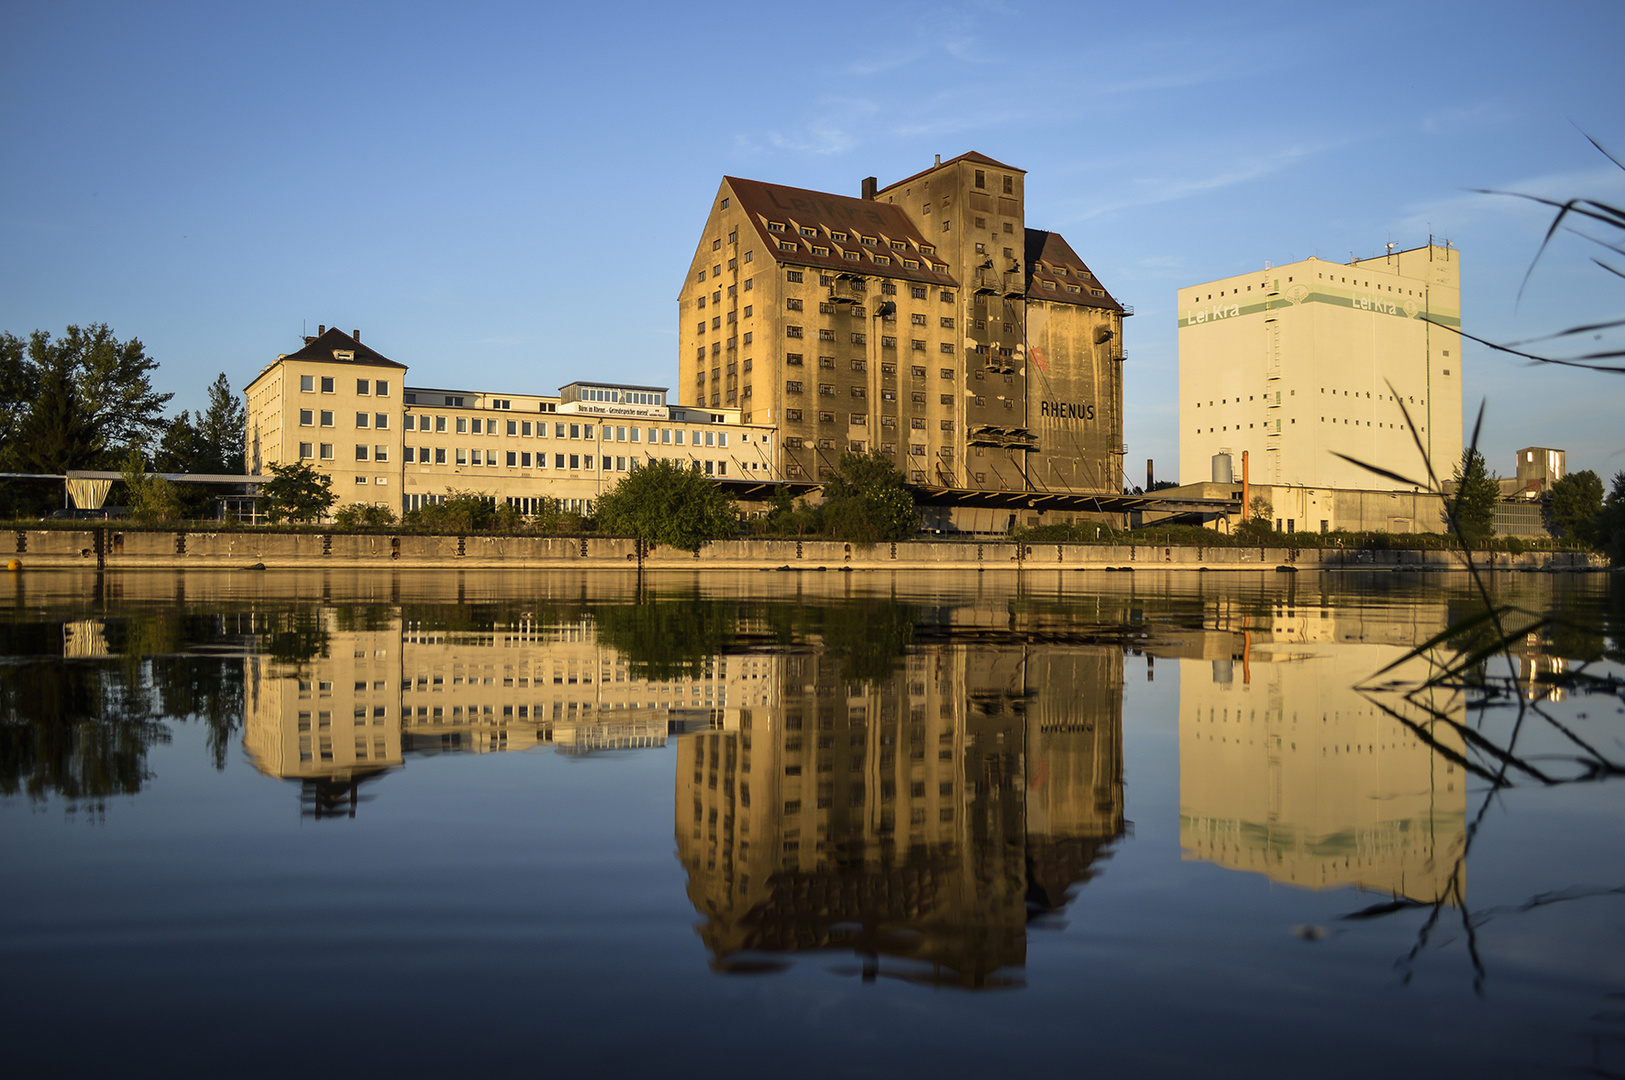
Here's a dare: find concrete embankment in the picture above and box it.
[2,528,1610,573]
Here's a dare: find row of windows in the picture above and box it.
[300,376,390,396]
[299,411,393,429]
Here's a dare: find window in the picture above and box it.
[940,394,953,405]
[375,381,388,397]
[1002,175,1013,194]
[320,377,334,393]
[786,409,803,421]
[298,442,313,459]
[456,417,468,434]
[819,384,835,396]
[940,290,954,302]
[785,352,803,366]
[320,410,333,427]
[819,356,835,369]
[355,445,369,461]
[881,335,896,348]
[850,359,866,372]
[849,413,866,425]
[786,270,802,283]
[375,413,388,429]
[911,339,926,351]
[506,452,517,467]
[786,325,803,338]
[403,415,416,432]
[911,392,926,405]
[851,387,866,398]
[940,420,954,431]
[974,169,986,189]
[320,443,334,460]
[300,375,314,392]
[850,332,865,345]
[940,317,954,329]
[787,381,804,394]
[374,445,388,462]
[940,343,954,354]
[357,379,370,395]
[456,449,467,466]
[940,368,953,379]
[434,448,445,464]
[299,409,314,426]
[911,313,927,326]
[910,286,927,299]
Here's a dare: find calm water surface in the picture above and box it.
[2,568,1622,1078]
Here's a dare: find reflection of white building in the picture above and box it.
[1178,642,1467,903]
[242,609,781,782]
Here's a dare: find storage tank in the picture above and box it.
[1211,452,1233,484]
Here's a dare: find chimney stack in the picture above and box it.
[318,324,326,336]
[1147,458,1154,491]
[353,329,360,342]
[861,176,877,200]
[934,154,941,166]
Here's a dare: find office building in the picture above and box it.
[677,152,1128,504]
[245,327,780,516]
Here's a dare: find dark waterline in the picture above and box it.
[1,569,1622,1078]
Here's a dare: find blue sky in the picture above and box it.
[3,0,1621,482]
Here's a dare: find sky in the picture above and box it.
[3,0,1622,483]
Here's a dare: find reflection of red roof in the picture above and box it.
[1025,230,1124,313]
[878,150,1026,195]
[726,176,958,287]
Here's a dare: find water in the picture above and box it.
[1,568,1622,1077]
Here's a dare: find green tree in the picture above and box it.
[404,489,497,532]
[120,450,182,522]
[261,460,336,524]
[1543,469,1604,547]
[333,504,398,529]
[593,459,737,552]
[820,450,917,544]
[195,373,245,474]
[1596,472,1625,566]
[1448,447,1499,547]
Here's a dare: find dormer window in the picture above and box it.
[831,231,847,242]
[767,221,785,233]
[332,350,354,361]
[799,226,817,237]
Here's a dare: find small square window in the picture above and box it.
[357,379,370,395]
[300,375,314,392]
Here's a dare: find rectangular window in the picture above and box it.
[355,445,369,461]
[374,445,388,462]
[403,414,416,431]
[355,412,369,428]
[357,379,370,395]
[300,375,314,392]
[375,381,388,397]
[555,454,565,468]
[435,416,447,432]
[435,448,446,464]
[403,447,414,463]
[471,418,483,434]
[786,381,804,394]
[298,442,313,459]
[320,377,334,393]
[320,410,333,427]
[299,409,314,426]
[507,420,517,435]
[569,454,580,470]
[456,417,467,434]
[375,413,388,429]
[456,449,467,465]
[320,443,334,460]
[506,452,517,467]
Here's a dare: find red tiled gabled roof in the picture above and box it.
[1024,230,1124,312]
[877,151,1025,196]
[279,326,406,369]
[726,176,958,286]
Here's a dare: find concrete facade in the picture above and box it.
[678,152,1127,501]
[1178,244,1462,491]
[244,327,781,517]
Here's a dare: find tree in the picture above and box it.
[1543,469,1604,547]
[1596,472,1625,566]
[593,459,737,552]
[0,324,171,473]
[1448,448,1499,547]
[819,450,917,544]
[333,504,397,529]
[195,373,245,474]
[120,450,182,522]
[261,460,336,524]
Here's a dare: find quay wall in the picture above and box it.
[2,528,1610,572]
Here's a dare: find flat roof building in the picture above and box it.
[246,326,780,517]
[1178,244,1461,492]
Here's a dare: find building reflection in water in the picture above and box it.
[1177,620,1468,905]
[241,608,778,816]
[676,646,1124,989]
